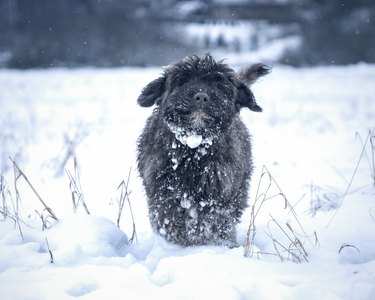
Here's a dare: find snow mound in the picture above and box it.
[47,215,128,263]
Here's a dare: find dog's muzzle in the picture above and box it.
[190,109,212,129]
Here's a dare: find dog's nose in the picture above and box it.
[194,92,210,104]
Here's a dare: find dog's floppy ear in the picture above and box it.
[236,83,263,112]
[235,63,270,112]
[137,74,167,107]
[238,63,271,85]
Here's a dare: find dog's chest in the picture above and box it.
[167,138,214,172]
[162,137,234,197]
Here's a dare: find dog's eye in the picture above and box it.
[216,82,227,91]
[174,73,191,87]
[216,82,233,95]
[210,74,225,81]
[175,77,185,87]
[205,74,233,94]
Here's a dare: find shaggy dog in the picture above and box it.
[137,54,269,246]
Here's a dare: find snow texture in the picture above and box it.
[0,63,375,299]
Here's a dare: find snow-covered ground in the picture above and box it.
[0,63,374,299]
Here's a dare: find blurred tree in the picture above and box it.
[0,0,374,67]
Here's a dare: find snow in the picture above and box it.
[0,64,375,299]
[167,123,213,150]
[186,134,203,149]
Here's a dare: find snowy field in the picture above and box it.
[0,63,374,299]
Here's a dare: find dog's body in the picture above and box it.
[137,54,269,246]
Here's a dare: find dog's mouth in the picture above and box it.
[167,122,214,149]
[164,108,217,148]
[189,109,212,129]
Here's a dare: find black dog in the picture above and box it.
[137,54,269,246]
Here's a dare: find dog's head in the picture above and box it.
[138,54,270,136]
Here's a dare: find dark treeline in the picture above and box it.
[0,0,184,68]
[287,0,375,66]
[0,0,374,68]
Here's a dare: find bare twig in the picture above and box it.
[56,124,88,177]
[36,209,56,230]
[309,184,340,217]
[271,238,285,262]
[338,244,360,255]
[267,215,309,263]
[370,207,375,223]
[0,172,9,219]
[66,157,90,214]
[45,238,54,263]
[327,131,371,227]
[2,166,47,237]
[255,251,279,260]
[9,187,24,240]
[244,167,273,257]
[116,168,137,244]
[0,173,31,235]
[244,165,316,262]
[10,158,58,222]
[314,231,320,247]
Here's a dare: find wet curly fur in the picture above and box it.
[137,54,269,246]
